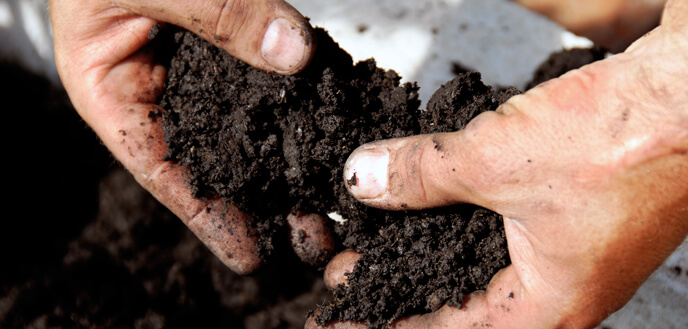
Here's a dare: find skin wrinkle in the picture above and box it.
[318,2,686,328]
[51,0,324,280]
[86,23,160,106]
[403,141,427,205]
[136,161,205,220]
[213,0,247,43]
[502,219,550,300]
[52,0,688,325]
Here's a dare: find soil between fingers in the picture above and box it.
[0,21,608,328]
[158,28,517,328]
[158,28,609,329]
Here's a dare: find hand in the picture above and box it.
[50,0,328,274]
[309,1,688,327]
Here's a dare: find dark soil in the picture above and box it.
[0,62,329,329]
[158,29,517,328]
[0,30,603,329]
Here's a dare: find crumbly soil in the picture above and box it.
[0,61,328,329]
[159,28,517,328]
[0,31,603,329]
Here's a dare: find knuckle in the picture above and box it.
[459,111,518,194]
[212,0,255,43]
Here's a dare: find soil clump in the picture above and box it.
[158,29,517,328]
[0,32,604,329]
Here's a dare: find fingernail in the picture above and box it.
[261,18,308,72]
[344,147,389,199]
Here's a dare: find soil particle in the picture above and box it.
[148,23,161,40]
[673,266,683,276]
[159,28,515,328]
[1,37,606,329]
[320,208,508,328]
[346,173,357,187]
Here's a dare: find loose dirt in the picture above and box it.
[159,28,517,328]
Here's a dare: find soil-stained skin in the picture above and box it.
[287,212,335,266]
[159,28,517,328]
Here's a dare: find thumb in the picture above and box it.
[343,111,510,211]
[118,0,315,74]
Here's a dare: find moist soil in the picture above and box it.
[0,61,328,329]
[159,28,517,328]
[0,34,602,329]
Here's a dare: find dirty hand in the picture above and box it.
[309,0,688,328]
[50,0,330,274]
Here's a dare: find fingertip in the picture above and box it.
[186,199,262,275]
[344,145,390,201]
[120,0,315,75]
[324,250,361,289]
[260,17,315,74]
[287,211,335,266]
[344,138,429,210]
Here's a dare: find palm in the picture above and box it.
[439,53,688,327]
[52,0,326,274]
[312,28,688,328]
[52,3,262,273]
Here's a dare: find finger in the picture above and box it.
[323,250,361,290]
[343,109,521,211]
[79,50,261,274]
[116,0,315,74]
[145,162,261,274]
[286,212,335,266]
[105,102,261,274]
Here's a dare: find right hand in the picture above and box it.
[50,0,331,274]
[310,0,688,327]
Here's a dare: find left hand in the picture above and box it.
[50,0,319,274]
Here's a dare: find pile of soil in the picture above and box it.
[0,30,605,329]
[158,28,517,328]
